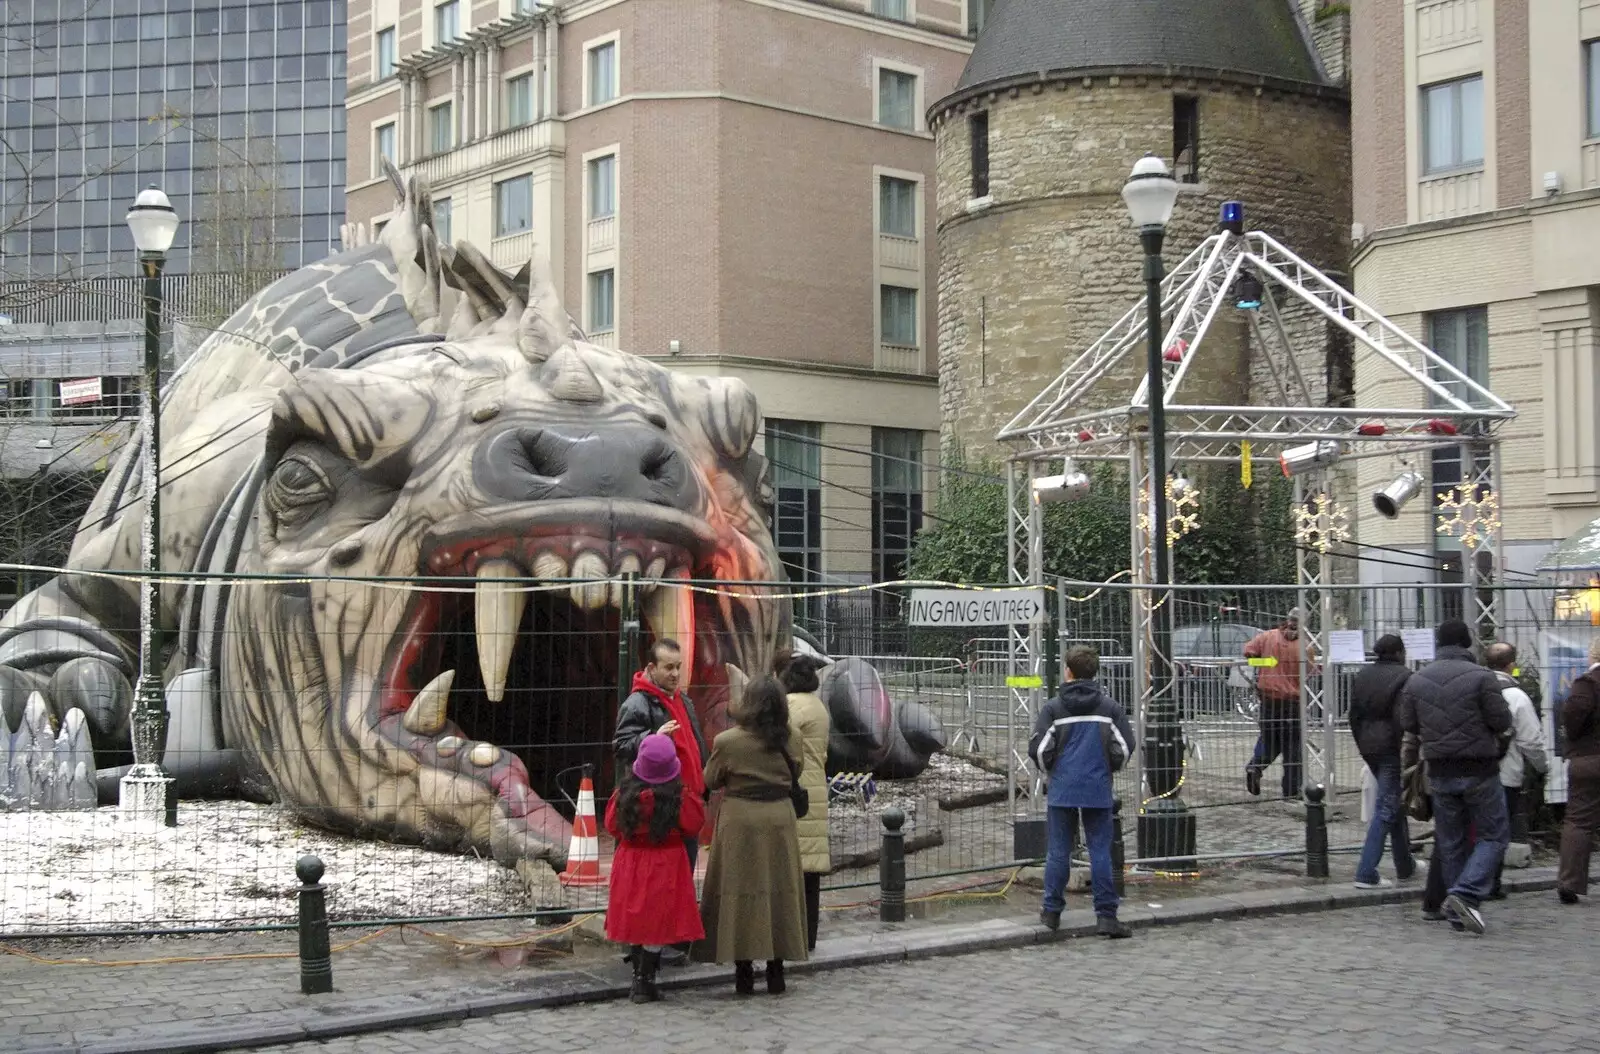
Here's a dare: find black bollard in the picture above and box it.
[879,807,906,923]
[1111,799,1126,897]
[164,779,178,828]
[1304,785,1329,879]
[296,854,334,994]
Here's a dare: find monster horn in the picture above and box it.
[516,246,573,364]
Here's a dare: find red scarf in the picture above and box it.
[631,671,705,798]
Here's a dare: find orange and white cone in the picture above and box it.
[559,770,607,887]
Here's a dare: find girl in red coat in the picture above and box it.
[604,733,706,1003]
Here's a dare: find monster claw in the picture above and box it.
[48,656,133,749]
[402,669,455,736]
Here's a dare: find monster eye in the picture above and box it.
[265,454,334,532]
[703,378,759,460]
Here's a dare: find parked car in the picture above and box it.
[1172,621,1261,720]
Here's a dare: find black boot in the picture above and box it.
[629,946,651,1004]
[766,959,786,995]
[639,948,663,1002]
[1096,916,1133,939]
[734,960,755,995]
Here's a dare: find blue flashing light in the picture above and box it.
[1220,201,1245,234]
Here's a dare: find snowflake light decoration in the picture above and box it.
[1435,487,1501,551]
[1293,491,1349,554]
[1139,479,1201,546]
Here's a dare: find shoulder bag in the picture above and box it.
[783,750,810,819]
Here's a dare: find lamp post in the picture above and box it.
[1121,154,1194,865]
[121,184,180,825]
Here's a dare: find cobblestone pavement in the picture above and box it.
[253,892,1595,1054]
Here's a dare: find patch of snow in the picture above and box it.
[0,801,530,934]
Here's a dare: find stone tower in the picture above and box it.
[931,0,1352,461]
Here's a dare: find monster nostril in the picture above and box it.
[641,444,675,483]
[645,411,668,431]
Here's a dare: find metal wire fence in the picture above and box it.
[0,567,1584,935]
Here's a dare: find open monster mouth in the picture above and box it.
[371,508,736,861]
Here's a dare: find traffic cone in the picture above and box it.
[559,766,607,887]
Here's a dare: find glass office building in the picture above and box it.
[2,0,348,276]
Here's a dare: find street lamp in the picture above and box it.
[121,184,180,826]
[1121,154,1195,866]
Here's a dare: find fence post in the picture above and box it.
[879,807,906,923]
[296,854,334,995]
[1111,799,1126,896]
[1304,784,1329,879]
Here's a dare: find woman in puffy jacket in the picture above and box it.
[775,651,831,950]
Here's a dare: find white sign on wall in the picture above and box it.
[908,588,1047,627]
[58,378,103,406]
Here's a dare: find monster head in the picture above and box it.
[217,175,787,870]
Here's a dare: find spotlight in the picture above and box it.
[1278,440,1342,478]
[1033,463,1091,504]
[1372,470,1425,519]
[1170,473,1194,500]
[1233,272,1264,311]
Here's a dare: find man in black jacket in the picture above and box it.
[1398,620,1512,935]
[1348,634,1416,888]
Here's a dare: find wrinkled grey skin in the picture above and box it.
[0,164,944,867]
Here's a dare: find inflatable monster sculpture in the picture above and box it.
[0,165,943,871]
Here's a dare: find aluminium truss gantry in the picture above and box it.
[996,223,1516,808]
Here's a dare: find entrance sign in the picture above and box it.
[908,588,1046,626]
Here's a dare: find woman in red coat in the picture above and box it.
[603,733,706,1003]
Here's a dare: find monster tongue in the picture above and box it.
[475,559,526,702]
[642,576,696,690]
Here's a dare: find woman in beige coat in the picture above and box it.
[693,674,809,994]
[776,652,831,950]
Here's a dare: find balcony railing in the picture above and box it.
[587,329,618,350]
[1417,169,1483,222]
[1416,0,1480,53]
[490,230,536,271]
[878,233,920,272]
[0,272,288,326]
[587,215,616,253]
[876,342,921,374]
[1584,141,1600,190]
[404,120,559,188]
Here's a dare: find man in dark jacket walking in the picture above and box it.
[1557,638,1600,904]
[1398,620,1512,934]
[1348,634,1416,888]
[1029,645,1136,939]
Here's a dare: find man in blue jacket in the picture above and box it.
[1029,645,1136,938]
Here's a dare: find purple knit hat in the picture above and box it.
[632,734,681,785]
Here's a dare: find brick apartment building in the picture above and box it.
[341,0,982,623]
[1350,0,1600,586]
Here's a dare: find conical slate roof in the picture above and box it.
[956,0,1329,92]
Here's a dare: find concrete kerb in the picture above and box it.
[16,867,1567,1054]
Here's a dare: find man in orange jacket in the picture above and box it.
[1243,609,1317,799]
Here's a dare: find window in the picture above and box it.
[877,68,918,130]
[1,380,35,419]
[765,420,823,600]
[506,73,533,127]
[587,41,617,106]
[588,269,615,332]
[967,0,992,36]
[871,0,909,21]
[872,428,924,585]
[374,121,396,175]
[432,197,452,244]
[879,176,916,237]
[1173,95,1200,184]
[435,0,460,45]
[494,174,532,236]
[969,112,989,198]
[429,101,453,154]
[515,0,536,11]
[376,26,396,79]
[588,154,616,219]
[1421,76,1484,174]
[1426,306,1489,408]
[1588,40,1600,139]
[880,285,918,346]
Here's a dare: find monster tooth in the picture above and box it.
[642,556,666,594]
[610,553,643,607]
[642,577,697,690]
[569,551,609,610]
[532,550,568,579]
[402,669,456,735]
[475,559,526,703]
[469,741,501,767]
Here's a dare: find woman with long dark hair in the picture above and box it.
[693,674,808,993]
[775,651,831,950]
[603,734,706,1002]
